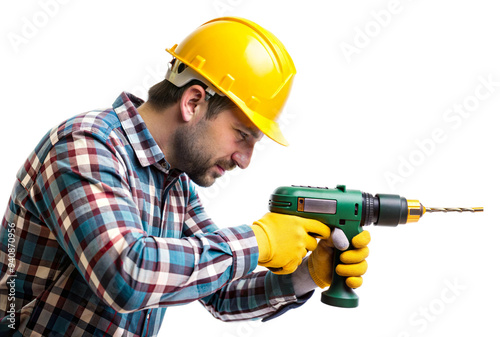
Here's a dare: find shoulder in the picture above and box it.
[33,108,124,163]
[18,109,123,188]
[53,108,121,143]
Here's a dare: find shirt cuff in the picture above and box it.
[216,225,259,280]
[261,272,314,322]
[291,256,319,297]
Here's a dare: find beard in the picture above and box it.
[171,119,235,187]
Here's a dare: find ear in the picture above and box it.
[179,85,207,122]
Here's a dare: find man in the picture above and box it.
[0,17,369,336]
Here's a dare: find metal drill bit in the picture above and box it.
[425,207,484,213]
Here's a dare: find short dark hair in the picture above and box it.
[147,79,237,120]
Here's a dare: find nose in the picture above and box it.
[231,144,254,169]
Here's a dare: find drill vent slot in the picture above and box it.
[269,200,292,208]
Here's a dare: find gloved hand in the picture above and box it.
[308,230,370,289]
[252,213,330,274]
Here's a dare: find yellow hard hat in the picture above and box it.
[166,17,296,146]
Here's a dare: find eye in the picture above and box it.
[238,130,249,141]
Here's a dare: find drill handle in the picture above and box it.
[320,224,363,308]
[321,246,359,307]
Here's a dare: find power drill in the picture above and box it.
[268,184,483,308]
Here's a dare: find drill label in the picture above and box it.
[299,198,337,215]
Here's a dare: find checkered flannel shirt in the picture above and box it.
[0,92,309,336]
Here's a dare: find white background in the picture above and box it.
[1,0,499,336]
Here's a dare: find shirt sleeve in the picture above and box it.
[200,270,314,322]
[29,130,260,313]
[183,180,312,321]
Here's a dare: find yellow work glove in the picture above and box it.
[308,230,370,289]
[252,213,331,274]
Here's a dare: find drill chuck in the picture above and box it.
[362,193,424,227]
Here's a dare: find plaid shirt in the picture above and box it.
[0,93,308,336]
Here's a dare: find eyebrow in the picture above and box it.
[232,108,264,140]
[241,124,263,140]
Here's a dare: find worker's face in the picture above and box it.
[172,107,263,187]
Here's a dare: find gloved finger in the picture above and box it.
[304,234,319,252]
[279,257,302,275]
[331,228,349,251]
[303,219,331,240]
[268,267,283,273]
[352,230,371,248]
[340,247,369,264]
[336,260,368,277]
[272,268,289,275]
[346,276,363,289]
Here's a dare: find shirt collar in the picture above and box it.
[112,92,168,168]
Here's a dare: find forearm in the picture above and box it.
[70,224,259,312]
[201,268,312,322]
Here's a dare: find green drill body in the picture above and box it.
[269,184,415,308]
